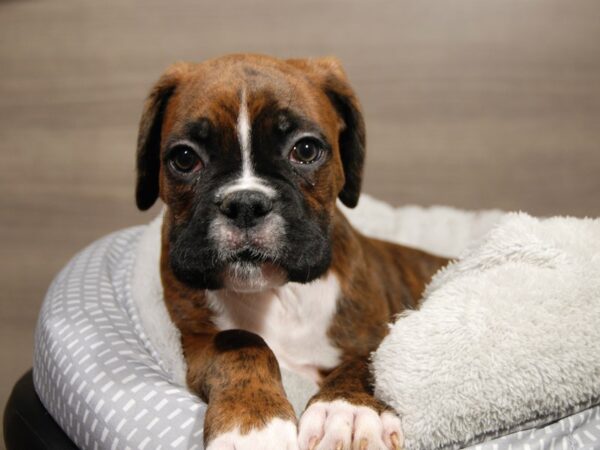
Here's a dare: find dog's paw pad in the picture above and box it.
[298,400,403,450]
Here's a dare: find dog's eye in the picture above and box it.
[289,139,322,165]
[169,146,203,173]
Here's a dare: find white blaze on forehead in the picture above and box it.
[237,88,252,172]
[219,88,276,198]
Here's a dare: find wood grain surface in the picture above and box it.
[1,0,599,443]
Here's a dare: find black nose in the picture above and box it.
[218,190,273,228]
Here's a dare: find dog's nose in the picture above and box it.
[218,190,273,228]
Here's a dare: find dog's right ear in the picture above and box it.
[135,63,191,211]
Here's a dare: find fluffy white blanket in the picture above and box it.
[373,212,600,449]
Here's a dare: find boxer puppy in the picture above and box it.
[135,54,448,450]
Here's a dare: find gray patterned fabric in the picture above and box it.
[34,228,206,450]
[464,406,600,449]
[33,225,600,449]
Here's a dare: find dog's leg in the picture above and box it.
[182,329,298,450]
[298,358,403,450]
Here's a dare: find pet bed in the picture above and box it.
[33,195,600,449]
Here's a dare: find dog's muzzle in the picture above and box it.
[209,188,285,263]
[210,189,287,291]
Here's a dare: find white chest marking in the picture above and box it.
[219,88,275,198]
[206,272,342,382]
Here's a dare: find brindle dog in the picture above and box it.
[135,54,448,450]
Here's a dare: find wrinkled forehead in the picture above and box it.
[161,61,339,144]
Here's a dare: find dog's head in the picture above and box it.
[136,54,365,292]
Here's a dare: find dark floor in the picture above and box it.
[1,0,600,446]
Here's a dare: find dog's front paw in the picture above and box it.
[298,400,403,450]
[206,417,298,450]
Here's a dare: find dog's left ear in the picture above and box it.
[135,62,191,211]
[288,57,366,208]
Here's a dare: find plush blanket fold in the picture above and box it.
[372,213,600,449]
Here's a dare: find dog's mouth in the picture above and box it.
[221,244,281,265]
[232,248,272,263]
[209,212,286,266]
[169,216,288,291]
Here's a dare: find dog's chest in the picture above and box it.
[206,272,342,382]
